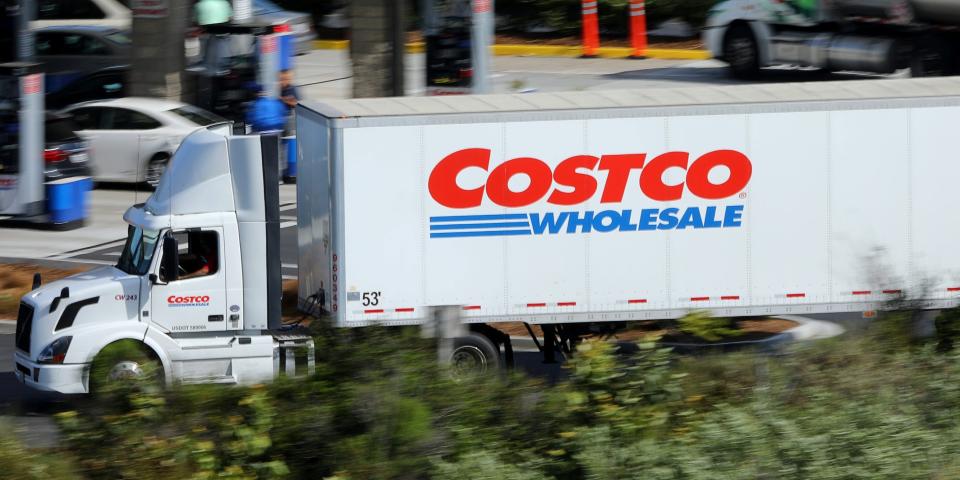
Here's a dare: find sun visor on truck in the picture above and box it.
[146,129,237,217]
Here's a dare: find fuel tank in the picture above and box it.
[832,0,960,25]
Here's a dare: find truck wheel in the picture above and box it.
[449,333,500,377]
[723,24,761,79]
[911,37,952,77]
[145,154,170,188]
[89,340,163,394]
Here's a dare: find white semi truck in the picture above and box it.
[14,77,960,393]
[705,0,960,78]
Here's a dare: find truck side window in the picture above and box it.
[174,230,220,280]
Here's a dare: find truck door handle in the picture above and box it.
[208,315,224,322]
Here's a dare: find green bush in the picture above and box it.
[50,316,960,479]
[0,427,80,479]
[677,310,742,342]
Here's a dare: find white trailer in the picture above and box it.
[13,77,960,394]
[297,76,960,361]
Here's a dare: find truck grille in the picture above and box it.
[15,303,33,354]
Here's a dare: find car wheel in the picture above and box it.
[146,154,169,188]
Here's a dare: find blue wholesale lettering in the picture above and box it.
[528,205,744,235]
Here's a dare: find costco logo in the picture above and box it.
[427,148,751,238]
[167,295,210,307]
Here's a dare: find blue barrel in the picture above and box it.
[283,136,297,181]
[46,176,91,224]
[278,34,295,71]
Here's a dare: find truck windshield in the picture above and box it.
[116,225,160,275]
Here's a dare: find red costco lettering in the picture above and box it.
[428,148,752,209]
[167,295,211,304]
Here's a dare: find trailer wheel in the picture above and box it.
[450,333,500,377]
[723,23,760,79]
[89,340,163,394]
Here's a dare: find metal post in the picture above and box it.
[258,34,279,98]
[16,0,33,62]
[542,324,557,364]
[233,0,252,22]
[424,306,466,364]
[390,0,405,96]
[470,0,493,94]
[18,66,43,216]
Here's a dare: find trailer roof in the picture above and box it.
[301,77,960,127]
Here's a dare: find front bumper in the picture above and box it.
[702,25,725,60]
[13,352,89,394]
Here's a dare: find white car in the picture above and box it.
[63,98,228,185]
[32,0,130,29]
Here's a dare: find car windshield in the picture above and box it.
[46,116,80,143]
[168,106,227,126]
[105,31,131,45]
[117,225,160,275]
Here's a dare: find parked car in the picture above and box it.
[32,0,317,56]
[34,26,130,100]
[43,112,92,182]
[0,111,91,183]
[45,66,127,110]
[62,98,228,186]
[31,0,129,29]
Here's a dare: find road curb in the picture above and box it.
[311,40,708,60]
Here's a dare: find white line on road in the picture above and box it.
[48,240,126,260]
[282,275,297,280]
[280,221,297,229]
[44,257,116,266]
[282,263,297,269]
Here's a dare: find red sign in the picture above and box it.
[473,0,492,13]
[131,0,168,18]
[261,36,277,54]
[22,74,40,95]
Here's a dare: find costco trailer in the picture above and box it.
[14,77,960,394]
[297,77,960,329]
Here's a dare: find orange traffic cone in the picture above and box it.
[581,0,600,58]
[629,0,648,59]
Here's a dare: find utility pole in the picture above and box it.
[130,0,190,100]
[15,0,33,61]
[350,0,405,98]
[470,0,493,94]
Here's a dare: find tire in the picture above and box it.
[723,23,761,80]
[911,36,954,77]
[145,154,170,188]
[449,332,500,378]
[88,340,163,395]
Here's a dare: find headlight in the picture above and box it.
[37,336,72,364]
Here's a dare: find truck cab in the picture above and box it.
[13,127,304,394]
[704,0,958,78]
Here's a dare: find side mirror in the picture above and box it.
[160,235,179,283]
